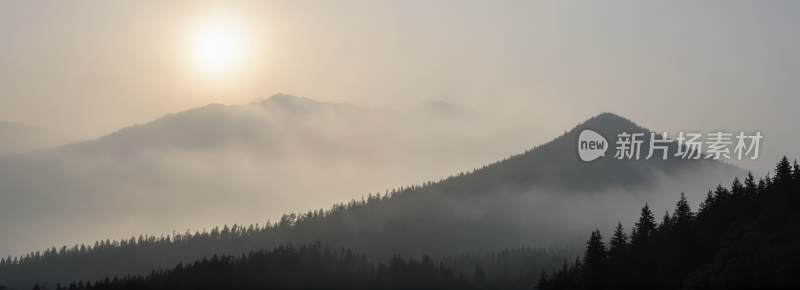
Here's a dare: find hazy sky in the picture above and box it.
[1,0,798,172]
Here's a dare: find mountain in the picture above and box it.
[0,94,508,259]
[0,121,87,157]
[0,106,744,288]
[263,112,744,259]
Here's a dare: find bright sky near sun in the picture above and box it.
[195,25,241,73]
[186,10,252,78]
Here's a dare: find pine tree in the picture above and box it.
[570,256,582,277]
[630,203,658,287]
[634,203,657,243]
[773,156,793,186]
[744,171,757,195]
[537,270,550,290]
[665,192,696,286]
[758,176,767,193]
[559,259,569,280]
[764,172,773,189]
[608,222,629,260]
[659,211,672,233]
[582,230,607,289]
[607,222,629,288]
[713,184,731,204]
[699,190,714,213]
[221,224,230,240]
[672,193,694,230]
[731,177,744,196]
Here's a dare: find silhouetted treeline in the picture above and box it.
[0,225,574,290]
[32,242,542,290]
[537,156,800,289]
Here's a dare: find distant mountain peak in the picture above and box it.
[571,112,646,136]
[251,93,299,104]
[582,112,634,125]
[267,93,300,101]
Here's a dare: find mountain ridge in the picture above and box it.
[0,97,742,275]
[0,108,745,288]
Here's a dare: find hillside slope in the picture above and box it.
[0,94,512,258]
[0,112,742,288]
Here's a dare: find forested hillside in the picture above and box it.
[0,94,495,259]
[31,243,541,290]
[9,157,795,290]
[0,182,580,289]
[537,157,800,289]
[0,231,573,290]
[258,113,739,259]
[0,112,741,288]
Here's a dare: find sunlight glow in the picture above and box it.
[195,25,240,73]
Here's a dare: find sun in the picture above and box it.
[195,25,241,73]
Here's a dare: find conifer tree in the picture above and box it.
[607,222,629,287]
[582,230,607,289]
[570,256,582,277]
[744,171,757,195]
[634,204,657,243]
[731,177,744,196]
[608,222,629,260]
[659,211,672,233]
[758,176,767,193]
[699,190,714,213]
[537,271,550,290]
[672,193,694,230]
[713,184,730,204]
[774,156,793,186]
[666,192,696,286]
[764,172,773,189]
